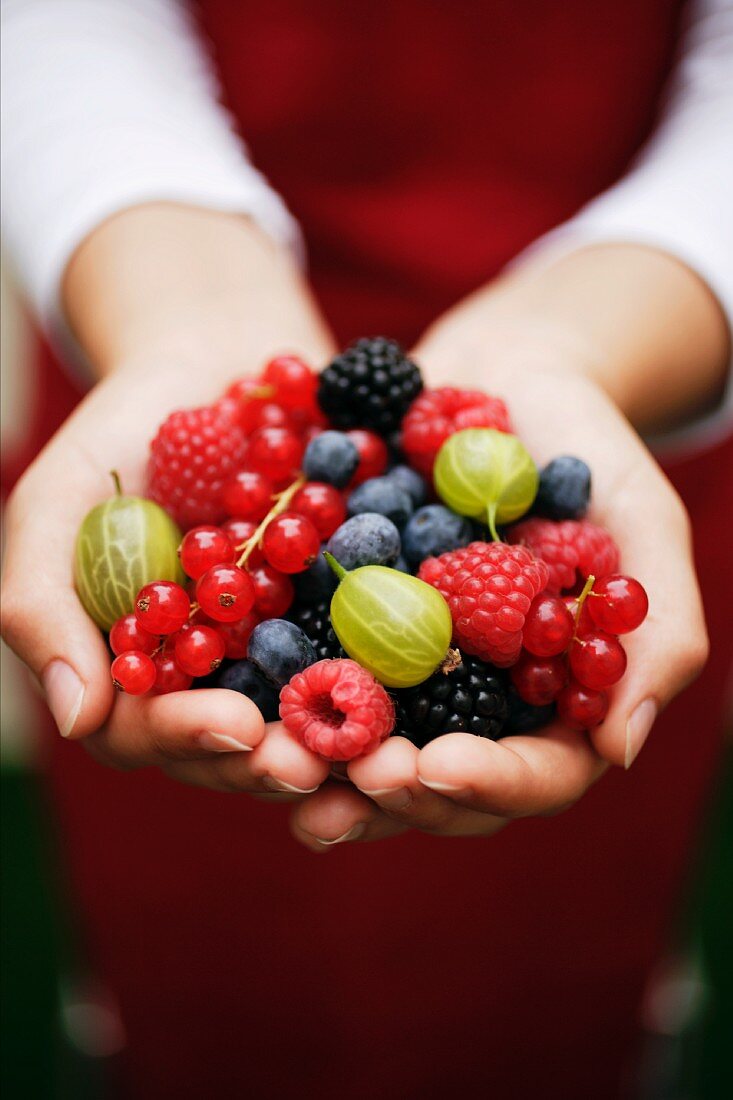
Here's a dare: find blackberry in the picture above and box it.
[392,653,509,748]
[317,337,423,435]
[288,600,344,661]
[504,685,555,734]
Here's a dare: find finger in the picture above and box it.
[290,783,406,851]
[159,720,331,795]
[418,728,606,818]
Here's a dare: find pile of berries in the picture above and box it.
[78,336,649,763]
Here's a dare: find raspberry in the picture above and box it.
[401,387,511,477]
[280,659,395,761]
[418,542,549,666]
[507,518,620,594]
[148,406,247,529]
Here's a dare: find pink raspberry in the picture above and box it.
[419,542,549,666]
[507,518,620,594]
[401,387,511,477]
[279,659,395,761]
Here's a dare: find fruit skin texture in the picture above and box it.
[262,512,321,573]
[522,594,575,657]
[216,660,280,722]
[510,652,568,706]
[533,456,591,520]
[434,428,538,533]
[327,513,401,570]
[419,542,549,667]
[148,405,247,528]
[75,492,183,631]
[109,614,158,656]
[557,680,609,730]
[569,631,627,690]
[402,504,473,566]
[392,653,509,746]
[288,600,344,660]
[587,574,649,634]
[347,476,413,528]
[280,659,395,761]
[247,619,317,688]
[317,337,423,434]
[302,431,359,488]
[111,651,156,695]
[401,387,511,476]
[329,563,453,688]
[507,517,620,594]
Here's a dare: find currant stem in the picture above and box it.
[573,574,596,637]
[236,474,306,567]
[110,470,123,496]
[486,501,500,543]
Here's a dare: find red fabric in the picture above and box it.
[6,2,732,1097]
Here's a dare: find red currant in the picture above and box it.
[152,652,193,694]
[179,525,235,579]
[250,402,294,430]
[174,624,226,677]
[290,482,345,540]
[262,355,317,409]
[587,574,649,634]
[510,652,568,706]
[212,610,260,659]
[246,426,304,485]
[109,614,158,656]
[196,564,255,622]
[111,651,156,695]
[557,680,609,730]
[135,580,190,635]
[562,595,594,637]
[262,512,320,573]
[569,631,627,690]
[221,470,273,522]
[220,517,264,565]
[347,429,389,485]
[225,377,272,433]
[250,562,294,618]
[523,594,574,657]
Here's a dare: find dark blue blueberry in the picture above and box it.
[402,504,474,565]
[247,619,317,688]
[326,513,401,570]
[216,660,281,722]
[347,476,413,528]
[504,686,555,734]
[533,456,591,520]
[292,548,337,605]
[392,554,412,574]
[303,431,359,488]
[386,464,428,508]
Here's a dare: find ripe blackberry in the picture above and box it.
[317,337,423,435]
[288,600,344,660]
[504,685,555,734]
[392,653,509,747]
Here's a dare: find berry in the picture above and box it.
[507,518,620,593]
[222,470,274,522]
[178,525,235,579]
[346,429,389,484]
[152,652,193,694]
[216,660,281,721]
[246,427,304,485]
[392,653,509,746]
[220,518,263,565]
[302,431,359,488]
[569,631,627,690]
[418,542,549,667]
[174,624,226,677]
[557,681,609,730]
[196,564,255,622]
[327,513,401,570]
[111,651,156,695]
[347,476,413,528]
[225,377,275,433]
[261,355,317,410]
[522,593,575,657]
[317,337,423,434]
[288,600,344,661]
[109,614,158,656]
[135,580,190,634]
[504,685,555,734]
[401,387,511,476]
[292,551,338,605]
[212,610,260,659]
[587,575,648,634]
[247,619,317,688]
[148,405,247,528]
[250,563,294,618]
[533,456,591,520]
[401,504,473,566]
[280,659,395,761]
[434,429,538,536]
[510,652,568,706]
[262,512,321,573]
[385,464,428,507]
[393,555,411,574]
[290,482,346,540]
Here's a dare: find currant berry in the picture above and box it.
[135,580,190,634]
[212,610,260,659]
[111,651,157,695]
[174,624,226,676]
[152,652,193,694]
[557,680,609,730]
[249,562,294,618]
[221,471,273,522]
[346,429,389,485]
[290,482,346,539]
[569,631,627,690]
[587,574,649,634]
[109,614,158,656]
[522,594,575,657]
[510,652,568,706]
[196,564,256,623]
[179,525,235,580]
[246,426,304,485]
[220,518,264,566]
[261,355,317,409]
[563,595,594,637]
[262,512,321,573]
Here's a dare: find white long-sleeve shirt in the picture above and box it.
[2,0,732,441]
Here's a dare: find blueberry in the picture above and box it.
[216,660,281,722]
[402,504,474,565]
[303,431,359,488]
[327,513,401,570]
[533,456,591,520]
[347,476,413,528]
[386,464,428,508]
[292,549,337,605]
[393,554,412,574]
[247,619,317,688]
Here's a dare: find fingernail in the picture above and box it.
[419,777,468,795]
[262,776,320,795]
[316,823,365,846]
[198,730,253,753]
[362,787,412,811]
[42,660,84,738]
[625,698,657,769]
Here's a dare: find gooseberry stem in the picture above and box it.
[236,474,306,567]
[486,502,500,543]
[573,574,595,637]
[323,551,347,582]
[110,470,123,496]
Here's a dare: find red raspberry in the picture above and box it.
[148,406,247,529]
[507,518,620,594]
[401,387,511,477]
[280,659,395,761]
[419,542,549,666]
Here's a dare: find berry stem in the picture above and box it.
[573,574,596,636]
[236,474,306,567]
[110,470,123,496]
[323,551,347,582]
[486,502,500,543]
